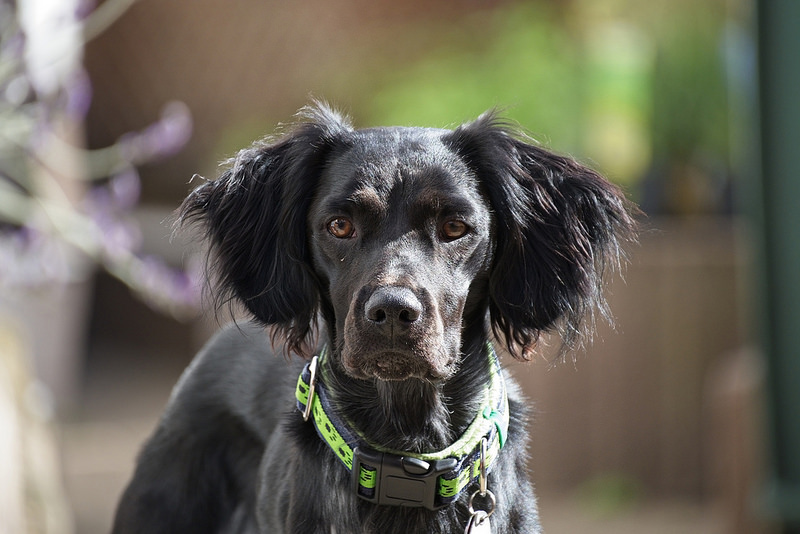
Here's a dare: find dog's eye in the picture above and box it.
[328,217,355,239]
[441,219,470,241]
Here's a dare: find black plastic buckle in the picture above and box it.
[352,447,459,510]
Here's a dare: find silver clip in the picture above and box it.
[302,355,318,422]
[479,436,488,496]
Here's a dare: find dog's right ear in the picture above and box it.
[178,103,353,356]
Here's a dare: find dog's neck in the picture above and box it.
[323,331,491,454]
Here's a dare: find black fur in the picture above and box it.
[111,103,636,534]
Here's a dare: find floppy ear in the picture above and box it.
[444,112,637,360]
[178,103,353,356]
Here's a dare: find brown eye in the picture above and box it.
[441,219,469,241]
[327,217,355,239]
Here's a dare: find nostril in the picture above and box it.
[398,308,419,324]
[372,309,387,323]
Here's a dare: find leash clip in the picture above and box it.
[466,436,496,532]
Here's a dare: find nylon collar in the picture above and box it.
[295,345,509,510]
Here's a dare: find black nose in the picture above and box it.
[364,287,423,331]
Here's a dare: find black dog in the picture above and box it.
[111,103,635,534]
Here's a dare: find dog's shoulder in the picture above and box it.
[163,320,304,441]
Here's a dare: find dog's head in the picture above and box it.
[179,103,635,380]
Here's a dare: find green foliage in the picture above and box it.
[577,472,644,517]
[362,3,583,152]
[356,0,734,198]
[650,5,730,161]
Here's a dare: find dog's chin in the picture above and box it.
[344,351,444,382]
[371,368,418,382]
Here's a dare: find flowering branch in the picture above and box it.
[0,0,201,319]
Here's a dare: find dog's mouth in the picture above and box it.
[344,351,444,381]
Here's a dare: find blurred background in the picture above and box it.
[1,0,798,532]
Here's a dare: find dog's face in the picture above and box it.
[308,128,492,380]
[179,103,635,375]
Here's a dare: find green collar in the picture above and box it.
[295,345,509,510]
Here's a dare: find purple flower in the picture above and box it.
[63,68,93,120]
[108,168,141,210]
[0,226,74,288]
[74,0,97,21]
[99,219,142,262]
[126,254,202,317]
[117,101,192,164]
[151,101,193,157]
[83,168,141,215]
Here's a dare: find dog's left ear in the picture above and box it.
[443,112,637,360]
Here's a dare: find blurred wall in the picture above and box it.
[83,0,492,203]
[512,218,748,498]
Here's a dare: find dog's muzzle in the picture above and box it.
[342,284,451,380]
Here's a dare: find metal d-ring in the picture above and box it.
[303,355,319,422]
[468,488,496,519]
